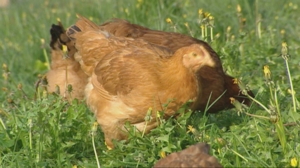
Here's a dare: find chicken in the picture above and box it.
[98,19,254,112]
[50,17,253,112]
[154,143,223,168]
[46,21,88,101]
[66,16,217,148]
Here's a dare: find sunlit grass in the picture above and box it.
[1,0,300,167]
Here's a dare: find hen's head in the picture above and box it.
[182,44,216,72]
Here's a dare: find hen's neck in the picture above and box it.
[158,50,199,105]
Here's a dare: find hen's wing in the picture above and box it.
[46,22,88,100]
[87,47,171,148]
[154,143,223,168]
[66,16,163,77]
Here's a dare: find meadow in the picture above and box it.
[1,0,300,167]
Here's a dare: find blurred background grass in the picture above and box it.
[1,0,300,167]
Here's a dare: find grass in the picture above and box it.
[1,0,300,167]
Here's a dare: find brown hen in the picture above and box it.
[46,22,88,100]
[154,143,223,168]
[66,16,217,148]
[99,19,254,112]
[50,17,253,112]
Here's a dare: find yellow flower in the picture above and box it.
[160,151,166,158]
[226,26,231,33]
[44,62,49,68]
[233,78,238,84]
[291,157,298,167]
[62,45,68,54]
[216,138,226,146]
[156,111,161,118]
[282,42,287,48]
[200,25,205,30]
[288,89,296,95]
[124,8,129,15]
[198,9,203,15]
[2,63,7,71]
[40,38,45,45]
[263,65,271,79]
[166,18,172,24]
[204,12,211,18]
[187,125,196,133]
[236,4,242,13]
[2,73,8,80]
[92,122,98,132]
[184,22,189,27]
[281,42,288,56]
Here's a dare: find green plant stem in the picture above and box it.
[0,117,6,130]
[284,59,297,112]
[92,134,101,168]
[231,149,248,162]
[201,26,204,39]
[29,125,32,150]
[247,95,271,114]
[242,112,271,120]
[205,25,208,40]
[274,89,287,154]
[142,121,148,138]
[268,85,274,103]
[210,27,213,41]
[43,48,50,70]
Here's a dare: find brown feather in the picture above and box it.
[46,22,88,101]
[67,18,216,147]
[99,19,253,112]
[47,16,253,112]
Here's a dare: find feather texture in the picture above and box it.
[66,16,217,147]
[46,22,88,100]
[48,17,253,112]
